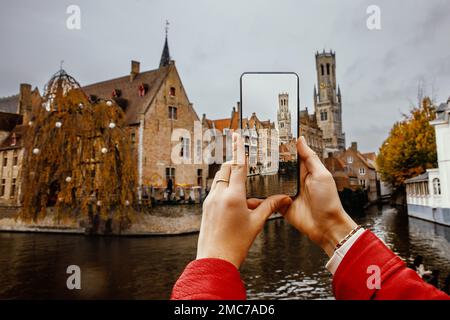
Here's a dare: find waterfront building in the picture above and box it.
[0,84,40,206]
[338,142,380,202]
[405,98,450,226]
[314,50,346,153]
[83,35,208,201]
[203,104,278,177]
[299,107,324,161]
[324,152,357,191]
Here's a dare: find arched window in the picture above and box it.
[433,178,441,195]
[321,64,324,76]
[326,63,330,75]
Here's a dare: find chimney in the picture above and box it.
[351,141,358,151]
[19,83,32,115]
[130,60,140,82]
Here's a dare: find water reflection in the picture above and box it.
[0,205,449,299]
[246,173,298,198]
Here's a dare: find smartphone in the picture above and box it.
[240,72,300,199]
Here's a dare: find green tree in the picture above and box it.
[377,97,437,189]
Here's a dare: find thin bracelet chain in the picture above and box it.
[334,225,363,251]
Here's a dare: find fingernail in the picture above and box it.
[300,136,306,144]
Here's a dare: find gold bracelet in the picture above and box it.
[334,225,362,251]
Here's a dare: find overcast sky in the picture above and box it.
[242,73,298,136]
[1,0,450,153]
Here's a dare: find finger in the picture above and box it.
[297,136,326,176]
[247,198,263,210]
[252,195,293,224]
[229,133,247,191]
[232,132,246,166]
[211,163,231,192]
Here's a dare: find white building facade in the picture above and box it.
[406,98,450,226]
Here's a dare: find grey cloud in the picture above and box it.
[1,0,449,153]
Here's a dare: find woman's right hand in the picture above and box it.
[283,136,358,257]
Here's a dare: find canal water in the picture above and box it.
[1,205,449,299]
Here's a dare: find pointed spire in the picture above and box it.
[159,20,171,68]
[337,85,341,96]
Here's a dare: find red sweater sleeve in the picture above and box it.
[171,258,246,300]
[333,230,450,300]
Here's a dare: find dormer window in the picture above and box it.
[112,89,121,98]
[169,87,176,97]
[138,84,148,97]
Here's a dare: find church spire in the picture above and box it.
[159,20,171,68]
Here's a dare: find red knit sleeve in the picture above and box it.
[171,258,247,300]
[333,230,450,300]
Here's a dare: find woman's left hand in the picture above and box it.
[196,133,293,269]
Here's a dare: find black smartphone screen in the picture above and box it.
[240,72,300,198]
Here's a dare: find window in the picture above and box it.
[180,137,190,159]
[433,178,441,195]
[321,64,324,76]
[10,178,16,198]
[359,168,366,175]
[2,154,7,167]
[131,132,136,144]
[169,87,176,96]
[168,106,177,120]
[320,111,328,121]
[165,167,175,184]
[326,63,330,75]
[347,156,353,164]
[0,179,5,197]
[13,150,18,166]
[196,139,202,161]
[359,179,366,188]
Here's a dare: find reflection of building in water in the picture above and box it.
[203,103,278,176]
[277,93,292,144]
[406,97,450,226]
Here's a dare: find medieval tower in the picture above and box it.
[277,93,292,144]
[314,50,345,152]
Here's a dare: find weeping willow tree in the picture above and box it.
[19,69,137,233]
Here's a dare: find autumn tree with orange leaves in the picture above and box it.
[377,97,437,189]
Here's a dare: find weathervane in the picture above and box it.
[59,60,64,71]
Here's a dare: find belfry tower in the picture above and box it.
[277,93,292,144]
[314,50,345,152]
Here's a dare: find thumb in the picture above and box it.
[252,195,293,223]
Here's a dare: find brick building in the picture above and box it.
[0,84,40,206]
[338,142,380,202]
[299,108,324,161]
[203,104,278,177]
[83,36,208,201]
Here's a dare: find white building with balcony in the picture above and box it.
[405,98,450,226]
